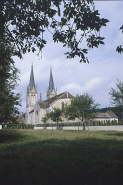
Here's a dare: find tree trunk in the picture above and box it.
[83,122,85,131]
[57,121,58,130]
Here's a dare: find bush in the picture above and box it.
[3,123,34,129]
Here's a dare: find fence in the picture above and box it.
[35,120,123,127]
[1,120,123,130]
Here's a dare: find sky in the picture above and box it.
[13,1,123,113]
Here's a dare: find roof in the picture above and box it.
[95,111,118,119]
[95,113,110,118]
[48,69,55,91]
[106,111,118,118]
[29,65,35,90]
[16,115,25,122]
[39,91,74,109]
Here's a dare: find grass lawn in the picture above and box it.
[0,130,123,185]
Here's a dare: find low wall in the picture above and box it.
[34,125,123,131]
[88,126,123,131]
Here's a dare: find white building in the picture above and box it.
[25,66,74,124]
[25,66,118,125]
[94,111,118,123]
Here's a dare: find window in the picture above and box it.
[62,101,64,109]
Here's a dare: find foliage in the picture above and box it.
[42,108,63,129]
[0,38,21,124]
[0,0,109,62]
[116,25,123,53]
[64,93,99,130]
[3,123,34,129]
[110,80,123,116]
[42,116,49,124]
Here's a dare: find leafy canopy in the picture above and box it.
[42,108,63,129]
[48,108,63,122]
[65,93,99,123]
[110,80,123,113]
[0,0,109,62]
[0,38,21,124]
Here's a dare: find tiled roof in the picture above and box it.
[39,91,74,109]
[95,111,118,119]
[95,113,110,118]
[106,111,118,118]
[59,92,74,99]
[16,115,25,122]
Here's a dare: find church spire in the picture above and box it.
[49,68,55,91]
[29,64,35,90]
[47,68,57,99]
[26,64,38,124]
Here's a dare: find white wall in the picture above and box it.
[34,125,123,131]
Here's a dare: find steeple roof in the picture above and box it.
[49,68,55,91]
[29,65,35,90]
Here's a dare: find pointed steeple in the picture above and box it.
[47,68,57,99]
[49,68,55,91]
[29,65,35,90]
[26,64,38,124]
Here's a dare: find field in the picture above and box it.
[0,130,123,185]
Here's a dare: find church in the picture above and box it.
[25,65,118,125]
[25,65,74,125]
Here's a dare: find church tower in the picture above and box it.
[26,65,37,123]
[47,68,57,99]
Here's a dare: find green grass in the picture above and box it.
[0,130,123,185]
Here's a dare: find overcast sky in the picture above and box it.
[13,1,123,113]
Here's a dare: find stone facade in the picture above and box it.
[25,66,74,125]
[25,66,118,125]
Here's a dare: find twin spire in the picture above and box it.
[28,65,57,99]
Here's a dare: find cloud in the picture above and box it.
[13,1,123,113]
[60,77,108,97]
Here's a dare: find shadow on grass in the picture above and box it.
[0,130,25,143]
[0,131,123,185]
[102,131,123,137]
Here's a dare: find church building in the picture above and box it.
[25,65,74,124]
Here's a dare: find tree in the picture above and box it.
[0,39,21,124]
[110,80,123,116]
[0,0,109,63]
[42,108,63,129]
[42,116,49,124]
[64,93,99,130]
